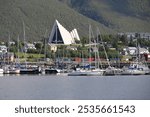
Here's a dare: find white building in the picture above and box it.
[118,32,150,40]
[139,48,149,54]
[0,45,7,53]
[70,28,80,41]
[123,47,149,55]
[27,43,36,49]
[48,20,80,45]
[128,47,137,55]
[139,32,150,40]
[24,43,36,51]
[9,41,16,45]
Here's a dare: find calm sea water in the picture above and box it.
[0,74,150,100]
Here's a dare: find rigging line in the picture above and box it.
[97,28,111,67]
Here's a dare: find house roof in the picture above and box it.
[0,45,7,49]
[128,47,137,50]
[139,48,149,54]
[26,43,35,47]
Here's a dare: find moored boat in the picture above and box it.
[0,68,4,74]
[45,68,58,74]
[3,65,20,74]
[68,68,105,76]
[122,63,149,75]
[20,67,40,74]
[104,66,122,76]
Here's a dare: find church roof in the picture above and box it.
[70,29,80,41]
[48,20,76,45]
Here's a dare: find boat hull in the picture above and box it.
[4,69,20,74]
[20,69,39,74]
[68,69,104,76]
[0,69,3,74]
[122,69,146,75]
[45,69,58,74]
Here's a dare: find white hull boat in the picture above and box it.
[3,66,20,74]
[122,63,149,75]
[0,68,4,74]
[105,66,122,76]
[68,69,105,76]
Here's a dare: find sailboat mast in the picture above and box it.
[94,39,97,68]
[44,38,47,61]
[8,33,10,64]
[89,25,92,70]
[23,21,27,67]
[96,28,103,69]
[97,28,110,67]
[136,38,140,64]
[44,29,47,61]
[17,35,20,64]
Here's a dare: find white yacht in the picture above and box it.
[122,62,149,75]
[68,68,105,76]
[0,68,4,74]
[68,26,105,76]
[105,66,122,76]
[3,65,20,74]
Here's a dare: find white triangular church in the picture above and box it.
[48,20,80,45]
[70,29,80,41]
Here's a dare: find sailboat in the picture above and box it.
[3,34,20,74]
[96,28,122,76]
[68,25,105,76]
[19,21,40,74]
[3,65,20,74]
[0,68,4,74]
[40,29,59,75]
[122,40,150,75]
[122,62,149,75]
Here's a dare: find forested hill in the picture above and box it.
[60,0,150,31]
[0,0,150,41]
[0,0,112,41]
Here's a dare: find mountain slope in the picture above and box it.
[0,0,150,41]
[60,0,150,32]
[0,0,112,41]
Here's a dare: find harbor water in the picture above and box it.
[0,74,150,100]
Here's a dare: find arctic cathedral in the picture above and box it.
[48,20,80,45]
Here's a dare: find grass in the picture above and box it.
[15,52,45,62]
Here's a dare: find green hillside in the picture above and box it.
[60,0,150,32]
[0,0,112,41]
[0,0,150,42]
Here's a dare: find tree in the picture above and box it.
[9,45,17,53]
[119,35,128,46]
[128,38,136,47]
[80,37,88,46]
[27,49,37,54]
[35,43,42,50]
